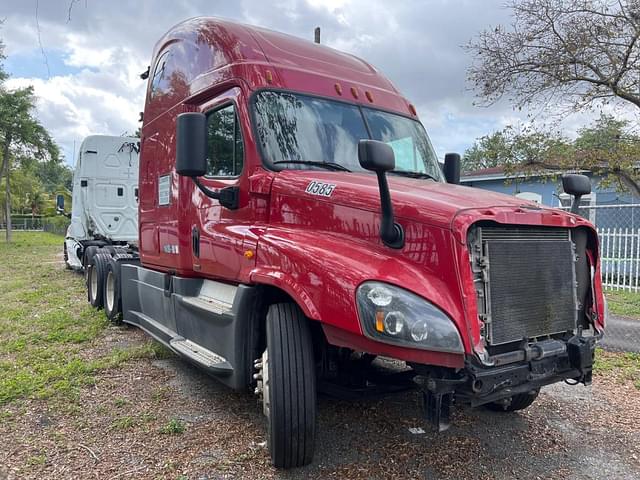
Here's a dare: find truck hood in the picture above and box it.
[272,171,565,231]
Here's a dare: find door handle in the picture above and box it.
[192,227,200,258]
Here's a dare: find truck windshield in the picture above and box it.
[253,91,443,181]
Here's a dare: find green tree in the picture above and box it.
[0,86,60,242]
[464,114,640,195]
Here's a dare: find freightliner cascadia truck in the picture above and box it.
[63,135,139,270]
[85,17,605,469]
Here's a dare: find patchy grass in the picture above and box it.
[160,418,186,435]
[605,290,640,318]
[594,348,640,390]
[0,232,171,406]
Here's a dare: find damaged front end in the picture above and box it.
[414,222,603,432]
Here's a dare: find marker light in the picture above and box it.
[375,310,384,332]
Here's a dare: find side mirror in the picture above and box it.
[176,112,240,210]
[562,174,591,214]
[56,194,65,214]
[358,139,395,172]
[176,112,207,177]
[358,140,404,249]
[443,153,461,184]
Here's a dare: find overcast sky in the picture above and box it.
[0,0,633,166]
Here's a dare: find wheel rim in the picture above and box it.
[105,270,115,312]
[261,349,270,419]
[90,266,98,302]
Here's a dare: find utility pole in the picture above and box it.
[314,27,321,44]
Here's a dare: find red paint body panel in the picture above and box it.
[138,17,605,369]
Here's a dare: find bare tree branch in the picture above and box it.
[467,0,640,114]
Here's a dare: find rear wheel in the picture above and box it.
[262,303,316,469]
[103,258,122,323]
[63,242,72,270]
[485,389,539,412]
[88,253,110,309]
[83,246,99,281]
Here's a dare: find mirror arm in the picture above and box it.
[375,172,405,249]
[571,194,582,214]
[192,177,240,210]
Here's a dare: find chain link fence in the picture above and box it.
[0,216,69,236]
[561,203,640,353]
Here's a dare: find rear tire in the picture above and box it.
[486,389,539,412]
[264,303,316,469]
[88,253,110,309]
[83,246,99,281]
[103,257,123,323]
[63,242,72,270]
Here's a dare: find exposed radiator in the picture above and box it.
[472,226,578,346]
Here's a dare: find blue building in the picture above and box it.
[461,167,640,230]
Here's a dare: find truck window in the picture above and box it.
[149,51,169,98]
[362,108,441,180]
[253,91,368,172]
[205,104,244,177]
[253,90,443,181]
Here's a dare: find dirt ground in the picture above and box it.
[2,233,640,479]
[3,328,640,480]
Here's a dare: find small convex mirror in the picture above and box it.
[562,174,591,215]
[562,174,591,197]
[56,194,65,212]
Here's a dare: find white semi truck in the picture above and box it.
[63,135,140,270]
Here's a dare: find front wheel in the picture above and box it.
[485,389,539,412]
[262,303,316,469]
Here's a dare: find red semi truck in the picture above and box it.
[85,17,605,469]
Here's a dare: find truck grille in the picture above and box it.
[472,226,578,346]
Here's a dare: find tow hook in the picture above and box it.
[567,335,596,385]
[414,376,466,433]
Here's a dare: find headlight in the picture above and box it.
[356,282,464,353]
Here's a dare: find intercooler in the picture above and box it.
[472,226,578,346]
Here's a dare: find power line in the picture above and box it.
[34,0,50,79]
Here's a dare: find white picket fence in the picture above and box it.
[598,227,640,292]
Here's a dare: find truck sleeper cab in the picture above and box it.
[85,18,605,469]
[64,135,139,270]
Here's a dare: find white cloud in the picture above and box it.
[1,0,638,165]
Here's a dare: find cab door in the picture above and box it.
[192,87,256,282]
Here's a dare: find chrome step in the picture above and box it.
[169,337,233,375]
[179,295,232,315]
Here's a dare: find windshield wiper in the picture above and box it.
[389,170,437,181]
[272,160,351,172]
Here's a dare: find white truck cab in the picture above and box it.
[64,135,139,270]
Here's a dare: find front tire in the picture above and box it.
[264,303,316,469]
